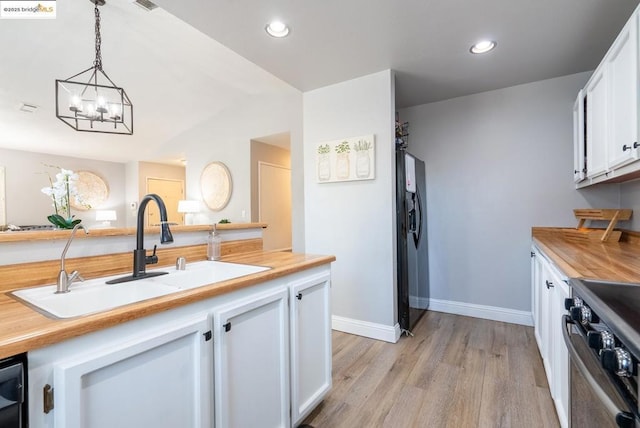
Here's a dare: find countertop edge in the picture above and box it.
[0,252,335,359]
[0,223,268,243]
[532,226,640,282]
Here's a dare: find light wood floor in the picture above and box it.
[303,311,560,428]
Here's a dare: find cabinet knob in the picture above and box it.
[545,280,554,289]
[635,142,640,149]
[296,293,303,300]
[623,144,632,152]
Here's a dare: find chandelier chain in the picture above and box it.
[94,5,102,70]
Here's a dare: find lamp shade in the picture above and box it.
[95,210,117,221]
[178,200,201,213]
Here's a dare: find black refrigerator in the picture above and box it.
[396,148,429,333]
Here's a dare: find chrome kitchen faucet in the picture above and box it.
[55,223,89,294]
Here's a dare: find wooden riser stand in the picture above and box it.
[563,209,633,243]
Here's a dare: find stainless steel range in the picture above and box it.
[565,278,640,428]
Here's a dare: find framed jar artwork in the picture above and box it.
[315,135,375,183]
[201,161,232,211]
[70,171,109,210]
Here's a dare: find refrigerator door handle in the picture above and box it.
[413,189,423,248]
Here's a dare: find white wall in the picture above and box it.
[400,72,621,316]
[159,89,305,251]
[304,70,398,341]
[0,148,127,227]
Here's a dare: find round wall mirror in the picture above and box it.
[70,171,109,210]
[200,161,232,211]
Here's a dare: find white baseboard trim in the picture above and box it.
[409,296,429,309]
[332,315,401,343]
[428,298,533,326]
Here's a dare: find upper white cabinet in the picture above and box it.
[606,13,639,169]
[289,272,332,426]
[573,90,586,183]
[576,6,640,186]
[585,67,609,179]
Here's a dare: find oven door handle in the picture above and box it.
[562,315,635,427]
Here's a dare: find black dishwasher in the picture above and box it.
[0,353,27,428]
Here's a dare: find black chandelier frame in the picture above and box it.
[55,0,133,135]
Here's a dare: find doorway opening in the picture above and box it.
[146,177,184,226]
[250,133,291,251]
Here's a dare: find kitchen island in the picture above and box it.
[0,224,334,427]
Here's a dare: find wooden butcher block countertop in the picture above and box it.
[0,251,335,360]
[532,227,640,282]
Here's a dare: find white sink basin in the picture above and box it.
[152,261,271,290]
[11,261,271,318]
[12,277,178,319]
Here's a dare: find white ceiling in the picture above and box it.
[156,0,640,108]
[1,0,638,163]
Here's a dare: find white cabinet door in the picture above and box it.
[289,272,332,426]
[531,247,544,350]
[573,90,586,183]
[585,66,609,178]
[531,247,569,428]
[551,278,570,428]
[607,14,639,169]
[213,286,290,428]
[53,313,211,428]
[539,262,554,385]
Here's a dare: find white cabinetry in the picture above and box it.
[551,276,570,428]
[289,272,332,426]
[28,264,333,428]
[531,246,569,428]
[573,90,586,183]
[585,67,608,179]
[606,13,639,170]
[576,5,640,185]
[212,286,290,428]
[29,312,212,428]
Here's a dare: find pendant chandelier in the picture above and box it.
[55,0,133,135]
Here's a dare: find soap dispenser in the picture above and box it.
[207,225,222,260]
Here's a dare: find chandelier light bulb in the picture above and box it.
[86,103,97,119]
[109,103,121,120]
[69,95,83,112]
[96,96,108,113]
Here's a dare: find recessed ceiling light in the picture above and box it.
[470,40,497,54]
[265,20,290,38]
